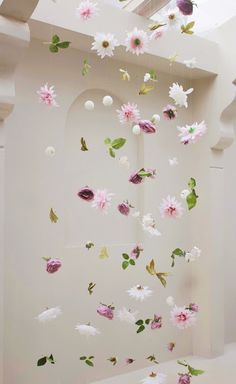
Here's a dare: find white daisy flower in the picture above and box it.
[119,155,130,169]
[142,213,161,237]
[91,32,119,58]
[75,323,100,336]
[169,83,194,108]
[35,307,62,323]
[127,285,152,301]
[164,7,183,29]
[184,57,197,69]
[166,296,175,306]
[117,307,138,324]
[141,372,167,384]
[185,246,201,262]
[168,157,178,166]
[144,73,151,82]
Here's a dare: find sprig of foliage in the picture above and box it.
[146,354,159,364]
[99,246,109,259]
[186,177,198,210]
[88,282,96,295]
[80,355,95,367]
[86,241,94,250]
[139,83,154,95]
[37,354,55,366]
[46,34,71,53]
[146,259,168,287]
[81,137,88,151]
[135,318,151,333]
[107,356,118,365]
[148,22,166,31]
[177,360,204,376]
[171,248,186,267]
[104,137,126,158]
[82,59,91,76]
[49,208,58,223]
[181,21,195,35]
[121,253,136,270]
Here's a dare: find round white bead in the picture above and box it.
[84,100,95,110]
[102,95,113,107]
[132,125,141,135]
[152,114,161,124]
[45,146,55,157]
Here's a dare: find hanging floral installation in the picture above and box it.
[36,0,207,381]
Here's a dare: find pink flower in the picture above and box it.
[125,27,149,56]
[76,0,98,20]
[129,171,143,185]
[46,258,62,274]
[189,303,199,312]
[177,0,194,16]
[163,105,177,120]
[130,244,143,259]
[151,315,162,330]
[129,168,156,184]
[178,374,191,384]
[150,27,166,40]
[160,196,184,219]
[171,306,196,329]
[118,202,130,216]
[177,121,207,145]
[92,189,113,212]
[37,83,58,107]
[117,103,140,124]
[167,342,175,352]
[77,187,94,201]
[138,120,156,134]
[97,304,114,320]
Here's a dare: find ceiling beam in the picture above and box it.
[123,0,170,17]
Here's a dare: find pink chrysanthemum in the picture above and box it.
[177,121,207,145]
[117,103,140,124]
[37,83,58,107]
[91,189,113,212]
[125,27,149,56]
[171,306,196,329]
[76,0,98,20]
[159,196,184,219]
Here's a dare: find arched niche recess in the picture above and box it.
[64,88,140,247]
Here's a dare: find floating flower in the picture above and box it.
[169,83,193,108]
[119,155,130,169]
[177,0,195,16]
[127,285,152,301]
[159,196,184,219]
[75,323,100,336]
[78,186,94,201]
[76,0,98,20]
[97,304,114,320]
[91,32,119,58]
[129,171,143,185]
[141,372,167,384]
[184,57,197,69]
[37,83,58,107]
[129,168,156,184]
[164,7,183,29]
[167,342,175,352]
[163,105,177,120]
[46,258,62,274]
[142,213,161,237]
[178,374,191,384]
[117,102,140,124]
[125,27,149,56]
[35,307,62,322]
[166,296,175,306]
[130,244,143,259]
[151,315,162,330]
[185,246,201,262]
[188,303,199,312]
[150,26,166,40]
[169,157,178,166]
[126,357,135,364]
[177,121,207,144]
[117,307,138,324]
[117,202,130,216]
[171,306,196,329]
[91,189,113,212]
[144,73,151,82]
[138,120,156,134]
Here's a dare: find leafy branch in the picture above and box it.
[37,354,55,366]
[88,282,96,295]
[80,355,95,367]
[177,360,204,377]
[50,208,58,223]
[45,34,71,53]
[135,318,151,333]
[181,21,195,35]
[186,177,198,210]
[171,248,186,267]
[122,253,136,270]
[104,137,126,158]
[146,259,168,287]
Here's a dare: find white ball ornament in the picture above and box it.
[103,95,113,107]
[152,114,161,124]
[84,100,95,111]
[45,146,55,157]
[132,124,141,135]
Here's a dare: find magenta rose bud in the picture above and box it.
[163,105,177,120]
[118,202,130,216]
[189,303,199,312]
[151,315,162,330]
[130,244,143,260]
[77,187,94,201]
[97,304,114,320]
[178,374,191,384]
[167,342,175,352]
[129,172,143,185]
[177,0,194,15]
[46,258,62,274]
[138,119,156,134]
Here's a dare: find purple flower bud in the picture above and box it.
[177,0,194,16]
[129,172,143,184]
[167,342,175,352]
[151,315,162,330]
[163,105,177,120]
[97,304,114,320]
[138,119,156,134]
[130,244,143,259]
[118,202,130,216]
[189,303,199,312]
[46,258,62,274]
[77,187,94,201]
[178,374,191,384]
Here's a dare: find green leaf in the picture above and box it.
[82,59,91,76]
[138,170,152,177]
[145,319,150,325]
[49,44,59,53]
[80,356,87,360]
[146,259,156,275]
[47,354,55,364]
[122,253,129,260]
[52,35,60,44]
[104,138,111,145]
[56,41,71,49]
[135,319,144,325]
[109,148,115,158]
[186,191,198,210]
[81,137,88,151]
[148,69,158,82]
[122,260,129,270]
[137,325,145,333]
[50,208,58,223]
[89,356,94,360]
[99,246,109,260]
[111,138,126,150]
[37,356,47,366]
[171,248,185,267]
[85,360,94,367]
[139,83,154,95]
[181,21,195,34]
[188,366,204,376]
[129,259,135,266]
[188,177,196,190]
[88,282,96,295]
[148,22,166,31]
[156,273,168,288]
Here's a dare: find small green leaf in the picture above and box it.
[81,137,88,151]
[111,138,126,150]
[85,360,94,367]
[137,325,145,333]
[89,356,94,360]
[145,319,150,325]
[129,259,135,266]
[188,177,196,190]
[186,191,198,210]
[122,260,129,270]
[99,246,109,260]
[37,356,47,366]
[56,41,71,49]
[148,69,158,82]
[138,170,152,177]
[104,138,111,145]
[188,366,204,376]
[47,354,55,364]
[88,282,96,295]
[139,83,154,95]
[49,44,59,53]
[148,22,166,31]
[122,253,129,260]
[135,319,144,325]
[80,356,87,360]
[82,59,91,76]
[173,248,184,256]
[109,148,115,158]
[181,21,195,34]
[50,208,58,223]
[52,35,60,44]
[156,273,168,287]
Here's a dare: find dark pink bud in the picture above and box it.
[177,0,194,15]
[77,187,94,201]
[97,304,114,320]
[189,303,199,312]
[163,105,177,120]
[130,244,143,259]
[178,374,191,384]
[151,315,162,330]
[167,342,175,352]
[129,172,143,184]
[46,258,62,274]
[118,202,130,216]
[126,358,135,364]
[138,119,156,134]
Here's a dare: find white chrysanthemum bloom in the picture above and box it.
[164,7,183,29]
[166,296,175,306]
[169,83,194,108]
[117,307,138,324]
[184,57,197,69]
[142,213,161,237]
[177,121,207,145]
[35,307,62,323]
[144,73,151,82]
[185,246,201,262]
[170,305,196,329]
[141,372,167,384]
[168,157,178,166]
[127,285,152,301]
[75,324,100,336]
[76,0,98,21]
[91,32,119,58]
[125,27,149,56]
[119,155,130,169]
[159,196,184,219]
[180,189,190,199]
